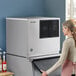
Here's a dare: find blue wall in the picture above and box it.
[0,0,65,51]
[0,0,45,51]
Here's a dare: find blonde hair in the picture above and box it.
[62,19,76,47]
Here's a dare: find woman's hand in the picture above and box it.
[41,70,48,76]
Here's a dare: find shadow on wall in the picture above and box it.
[0,18,6,51]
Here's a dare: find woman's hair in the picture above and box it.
[62,19,76,47]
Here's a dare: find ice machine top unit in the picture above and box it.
[6,17,60,60]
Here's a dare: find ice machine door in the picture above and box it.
[6,54,34,76]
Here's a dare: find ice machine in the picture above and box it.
[6,17,60,59]
[6,17,61,76]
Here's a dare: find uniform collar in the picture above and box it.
[66,36,73,39]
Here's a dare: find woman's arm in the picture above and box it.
[46,39,70,75]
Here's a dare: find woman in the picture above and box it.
[41,19,76,76]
